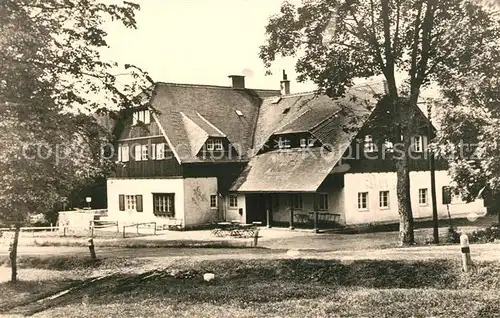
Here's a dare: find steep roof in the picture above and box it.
[231,82,386,193]
[150,82,279,163]
[253,82,385,153]
[230,148,343,192]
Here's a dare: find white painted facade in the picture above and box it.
[107,178,185,226]
[343,170,487,225]
[107,177,222,228]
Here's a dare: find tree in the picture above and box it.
[260,0,500,245]
[0,0,153,282]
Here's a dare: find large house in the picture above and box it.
[106,73,486,229]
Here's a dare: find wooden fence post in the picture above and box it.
[136,223,139,235]
[87,238,97,261]
[116,222,119,233]
[123,226,126,238]
[153,222,156,236]
[253,229,259,247]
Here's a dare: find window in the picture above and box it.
[132,110,150,126]
[214,139,223,151]
[384,139,394,153]
[379,191,389,209]
[278,137,291,149]
[364,135,375,152]
[418,188,428,205]
[141,144,148,160]
[358,192,368,210]
[318,193,328,210]
[121,145,129,162]
[151,144,156,160]
[210,195,217,208]
[125,195,136,211]
[293,194,303,209]
[119,195,141,212]
[413,135,423,152]
[229,195,238,208]
[207,139,215,151]
[153,193,175,217]
[156,143,165,160]
[300,138,316,148]
[134,145,142,161]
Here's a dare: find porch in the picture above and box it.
[244,192,344,231]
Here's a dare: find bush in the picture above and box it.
[446,227,461,244]
[469,224,500,243]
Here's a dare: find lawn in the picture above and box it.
[1,256,500,317]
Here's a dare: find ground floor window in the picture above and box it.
[358,192,368,211]
[229,194,238,208]
[379,191,389,209]
[418,188,428,206]
[318,193,328,210]
[119,194,142,212]
[210,195,217,208]
[293,194,303,209]
[153,193,175,217]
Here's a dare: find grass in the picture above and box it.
[2,257,500,317]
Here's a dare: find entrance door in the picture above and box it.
[245,194,271,225]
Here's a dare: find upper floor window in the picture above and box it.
[117,144,130,162]
[412,135,424,152]
[278,137,291,149]
[364,135,375,153]
[214,139,223,150]
[384,139,394,153]
[207,139,215,151]
[132,109,150,126]
[300,138,316,148]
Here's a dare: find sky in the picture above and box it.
[102,0,318,93]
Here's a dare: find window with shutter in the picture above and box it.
[156,143,165,160]
[136,195,143,212]
[119,195,125,211]
[134,145,142,161]
[122,145,129,162]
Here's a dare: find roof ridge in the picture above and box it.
[155,81,280,92]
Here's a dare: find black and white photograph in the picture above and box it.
[1,0,500,316]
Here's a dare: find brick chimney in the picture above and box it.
[228,75,245,89]
[280,70,290,95]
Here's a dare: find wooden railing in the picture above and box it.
[122,222,157,238]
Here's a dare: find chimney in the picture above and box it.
[280,70,290,95]
[228,75,245,89]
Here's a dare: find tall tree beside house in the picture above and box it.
[259,0,500,246]
[435,83,500,222]
[0,0,152,282]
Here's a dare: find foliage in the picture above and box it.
[260,0,500,245]
[0,0,153,225]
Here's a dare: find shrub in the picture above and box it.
[469,223,500,243]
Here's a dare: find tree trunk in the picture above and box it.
[396,152,415,246]
[9,225,20,283]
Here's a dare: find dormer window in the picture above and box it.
[206,139,224,151]
[207,140,215,151]
[300,138,316,148]
[214,139,223,150]
[132,109,150,126]
[364,135,375,153]
[278,137,291,149]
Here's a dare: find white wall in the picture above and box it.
[107,178,185,226]
[183,177,218,227]
[343,170,487,225]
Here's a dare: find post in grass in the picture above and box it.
[460,232,472,272]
